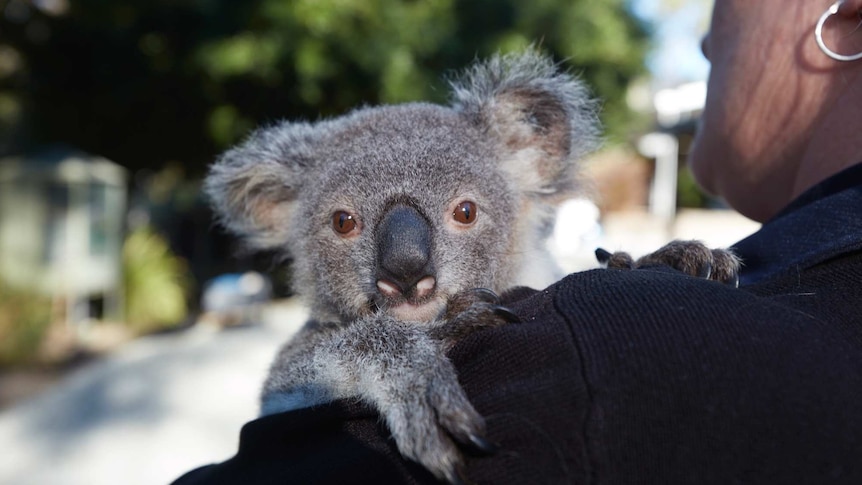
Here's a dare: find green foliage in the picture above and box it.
[123,226,192,333]
[677,165,708,208]
[0,0,650,173]
[0,281,52,366]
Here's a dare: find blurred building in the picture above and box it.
[638,80,707,223]
[0,146,127,325]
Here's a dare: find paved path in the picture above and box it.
[0,300,307,485]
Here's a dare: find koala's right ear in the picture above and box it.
[204,121,317,250]
[449,49,600,200]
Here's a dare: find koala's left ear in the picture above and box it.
[450,50,600,199]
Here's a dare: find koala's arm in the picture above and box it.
[261,297,510,484]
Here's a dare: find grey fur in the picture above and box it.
[599,240,741,287]
[205,49,599,483]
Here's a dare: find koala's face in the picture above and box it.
[292,105,519,322]
[206,50,599,324]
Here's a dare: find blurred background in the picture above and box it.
[0,0,759,483]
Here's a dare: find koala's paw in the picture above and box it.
[597,240,741,287]
[431,288,520,346]
[386,370,496,484]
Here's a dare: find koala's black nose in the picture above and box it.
[375,204,435,296]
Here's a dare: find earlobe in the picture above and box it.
[837,0,862,18]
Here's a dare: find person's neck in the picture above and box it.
[795,67,862,200]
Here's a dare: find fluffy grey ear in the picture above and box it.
[449,49,600,198]
[204,121,317,250]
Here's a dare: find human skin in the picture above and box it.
[689,0,862,222]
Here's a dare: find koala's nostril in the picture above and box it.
[376,275,435,300]
[415,276,436,298]
[377,279,403,297]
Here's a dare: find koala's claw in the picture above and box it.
[449,466,475,485]
[725,271,740,288]
[706,247,741,286]
[465,433,500,456]
[444,288,501,316]
[433,289,520,345]
[470,287,501,304]
[595,247,613,264]
[492,305,521,323]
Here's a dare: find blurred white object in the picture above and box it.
[653,81,706,127]
[200,272,273,326]
[638,132,680,223]
[549,198,604,273]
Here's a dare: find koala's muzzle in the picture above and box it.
[375,204,436,299]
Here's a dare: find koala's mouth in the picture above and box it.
[373,275,445,323]
[385,298,445,322]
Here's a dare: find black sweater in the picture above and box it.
[174,164,862,484]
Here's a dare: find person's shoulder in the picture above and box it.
[452,264,862,483]
[463,265,852,364]
[511,267,761,326]
[457,267,784,369]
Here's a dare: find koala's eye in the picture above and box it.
[332,211,358,235]
[453,201,477,225]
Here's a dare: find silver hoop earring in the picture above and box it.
[816,1,862,62]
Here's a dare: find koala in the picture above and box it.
[205,50,739,483]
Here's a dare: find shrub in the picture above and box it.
[0,282,52,366]
[122,226,192,333]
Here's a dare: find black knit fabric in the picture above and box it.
[173,165,862,485]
